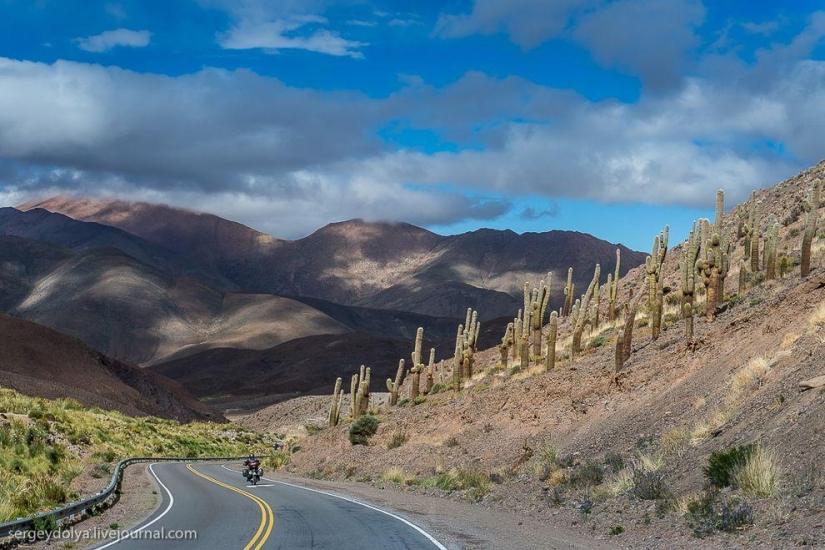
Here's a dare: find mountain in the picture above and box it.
[0,207,234,290]
[0,235,349,365]
[0,313,217,421]
[22,199,646,320]
[149,332,416,409]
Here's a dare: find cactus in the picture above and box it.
[743,191,757,260]
[425,348,436,394]
[801,179,821,277]
[738,259,747,295]
[778,253,792,278]
[680,222,701,333]
[513,310,522,362]
[409,327,425,400]
[748,194,762,272]
[622,289,643,362]
[608,249,620,321]
[544,312,558,371]
[571,264,600,359]
[684,302,694,339]
[651,287,663,340]
[328,377,344,427]
[645,226,669,308]
[351,365,371,418]
[499,322,514,367]
[386,359,404,406]
[563,267,574,316]
[764,216,779,279]
[614,329,625,372]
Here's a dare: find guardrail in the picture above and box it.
[0,456,250,541]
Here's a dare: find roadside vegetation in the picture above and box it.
[0,388,272,522]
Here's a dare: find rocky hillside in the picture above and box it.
[238,161,825,549]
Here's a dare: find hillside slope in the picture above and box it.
[0,237,349,365]
[0,313,218,421]
[239,161,825,549]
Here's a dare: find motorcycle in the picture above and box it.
[242,460,262,485]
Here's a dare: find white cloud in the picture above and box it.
[75,29,151,52]
[219,18,367,58]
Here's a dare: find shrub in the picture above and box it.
[567,461,604,488]
[430,383,449,394]
[609,525,624,536]
[348,415,380,446]
[304,423,325,435]
[268,451,291,470]
[443,436,459,447]
[662,428,690,458]
[603,452,624,473]
[703,445,755,488]
[386,430,409,450]
[631,470,672,501]
[687,489,753,538]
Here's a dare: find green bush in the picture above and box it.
[703,445,755,488]
[567,461,604,488]
[348,415,380,445]
[631,470,672,500]
[430,383,449,394]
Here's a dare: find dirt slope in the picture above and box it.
[0,313,218,421]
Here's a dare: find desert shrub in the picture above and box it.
[588,335,608,349]
[662,428,691,458]
[268,451,291,470]
[609,525,624,536]
[687,489,753,538]
[443,436,459,447]
[382,467,414,485]
[603,452,624,473]
[32,515,58,534]
[429,383,449,394]
[567,461,604,488]
[413,396,426,405]
[727,294,745,307]
[386,430,409,450]
[348,415,380,445]
[631,470,672,501]
[704,444,755,488]
[304,423,325,435]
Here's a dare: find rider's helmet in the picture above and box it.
[249,453,255,460]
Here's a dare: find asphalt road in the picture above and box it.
[92,462,447,550]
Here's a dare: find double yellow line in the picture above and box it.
[186,464,274,550]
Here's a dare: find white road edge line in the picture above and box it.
[94,463,175,549]
[220,464,448,550]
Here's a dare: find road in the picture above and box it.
[93,462,447,550]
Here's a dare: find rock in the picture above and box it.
[799,375,825,390]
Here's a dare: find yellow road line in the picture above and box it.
[186,464,274,550]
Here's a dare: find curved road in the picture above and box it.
[93,462,446,550]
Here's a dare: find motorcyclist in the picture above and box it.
[243,453,261,482]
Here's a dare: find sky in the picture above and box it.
[0,0,824,250]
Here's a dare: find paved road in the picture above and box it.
[93,462,447,550]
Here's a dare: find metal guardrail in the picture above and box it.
[0,456,250,540]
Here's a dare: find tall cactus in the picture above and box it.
[499,322,514,367]
[743,191,756,260]
[522,277,551,358]
[328,377,344,427]
[386,359,404,406]
[764,216,779,280]
[544,311,558,371]
[680,222,701,338]
[645,227,669,307]
[571,264,600,359]
[738,259,747,295]
[563,267,574,316]
[425,348,436,394]
[452,326,463,392]
[351,365,371,418]
[622,288,644,362]
[749,194,762,272]
[801,179,821,277]
[409,327,425,400]
[608,249,621,321]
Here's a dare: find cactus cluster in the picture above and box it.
[498,322,514,367]
[351,365,371,418]
[409,327,426,400]
[645,227,669,338]
[453,309,480,390]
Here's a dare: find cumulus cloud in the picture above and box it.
[2,14,825,235]
[75,29,151,52]
[436,0,594,49]
[219,17,367,58]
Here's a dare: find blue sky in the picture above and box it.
[0,1,824,250]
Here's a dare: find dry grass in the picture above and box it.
[633,450,664,473]
[603,468,634,497]
[662,428,691,458]
[382,466,415,485]
[674,492,701,515]
[733,445,782,498]
[780,331,802,350]
[691,408,735,445]
[807,302,825,330]
[732,355,771,393]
